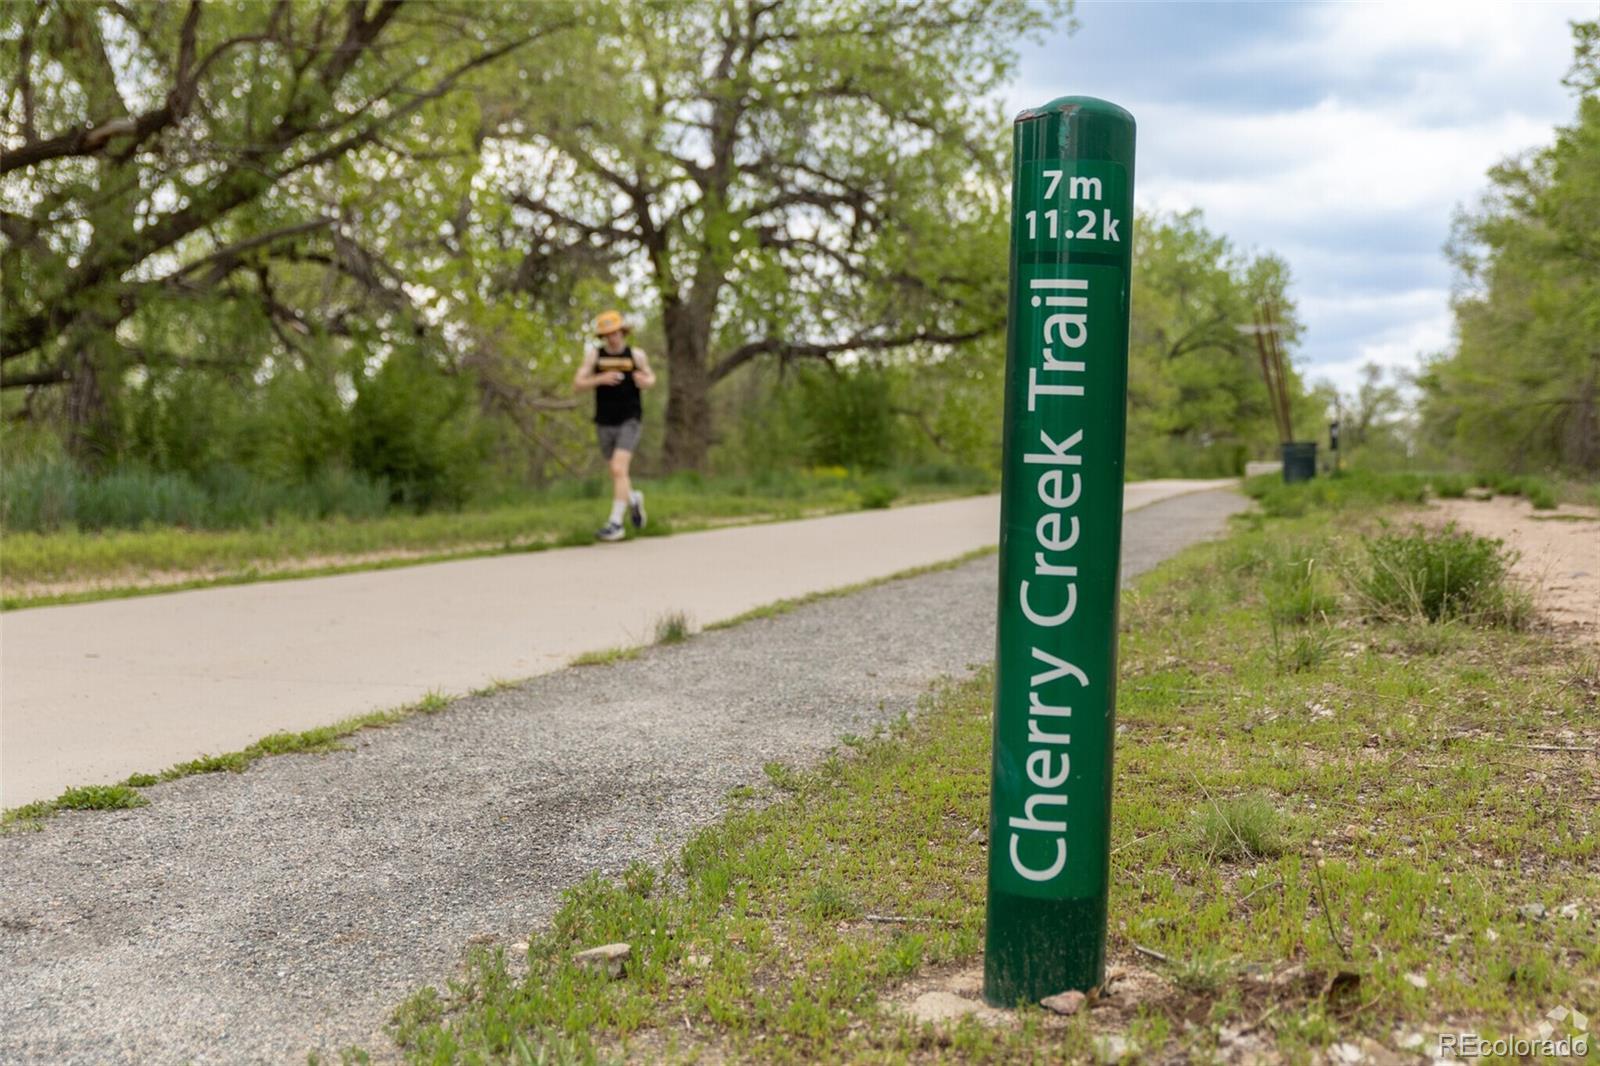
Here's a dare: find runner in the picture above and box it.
[573,310,656,541]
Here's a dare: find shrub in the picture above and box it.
[1431,474,1469,499]
[856,480,899,510]
[1522,479,1559,510]
[1352,523,1531,627]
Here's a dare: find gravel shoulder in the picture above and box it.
[0,489,1247,1066]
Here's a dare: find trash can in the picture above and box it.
[1280,441,1317,483]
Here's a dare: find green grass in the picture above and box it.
[571,646,644,668]
[654,610,692,645]
[1192,793,1285,863]
[372,501,1597,1062]
[1242,470,1429,519]
[1,469,996,609]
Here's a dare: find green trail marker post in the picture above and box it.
[984,96,1136,1007]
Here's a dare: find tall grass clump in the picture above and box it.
[1193,794,1283,862]
[1352,522,1531,628]
[1430,473,1469,499]
[654,610,692,644]
[1262,543,1338,624]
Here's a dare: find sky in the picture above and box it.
[1008,0,1592,398]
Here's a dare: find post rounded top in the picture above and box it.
[1014,96,1135,128]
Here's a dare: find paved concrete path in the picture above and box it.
[0,479,1233,807]
[0,489,1248,1065]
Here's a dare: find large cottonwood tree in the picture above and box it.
[483,0,1066,469]
[1,0,580,459]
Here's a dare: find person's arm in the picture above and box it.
[573,347,622,391]
[631,348,658,389]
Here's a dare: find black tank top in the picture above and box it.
[593,345,643,425]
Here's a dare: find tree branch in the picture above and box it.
[711,324,995,382]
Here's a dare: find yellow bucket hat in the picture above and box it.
[593,309,628,337]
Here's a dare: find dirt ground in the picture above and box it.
[1429,495,1600,647]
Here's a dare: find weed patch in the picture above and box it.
[571,646,643,668]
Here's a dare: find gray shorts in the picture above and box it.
[596,418,642,459]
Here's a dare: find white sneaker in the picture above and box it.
[596,521,625,542]
[629,490,646,530]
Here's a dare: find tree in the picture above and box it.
[481,0,1065,469]
[1125,209,1305,476]
[1419,19,1600,475]
[1,0,579,459]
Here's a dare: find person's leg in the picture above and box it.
[614,419,645,529]
[595,426,627,540]
[608,448,633,510]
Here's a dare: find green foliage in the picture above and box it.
[1420,20,1600,476]
[1431,473,1469,499]
[855,480,899,510]
[795,368,899,470]
[54,785,148,812]
[1127,211,1310,477]
[1353,523,1530,627]
[3,0,1322,525]
[349,350,485,511]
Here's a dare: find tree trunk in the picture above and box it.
[65,347,111,467]
[660,300,714,471]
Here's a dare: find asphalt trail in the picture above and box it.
[0,488,1247,1065]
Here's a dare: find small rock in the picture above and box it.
[573,942,630,979]
[1484,927,1500,942]
[1040,990,1085,1015]
[1404,972,1428,990]
[1558,901,1581,920]
[967,827,987,844]
[683,953,711,969]
[1519,902,1547,921]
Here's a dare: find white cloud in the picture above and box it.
[1010,0,1587,392]
[1311,310,1455,396]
